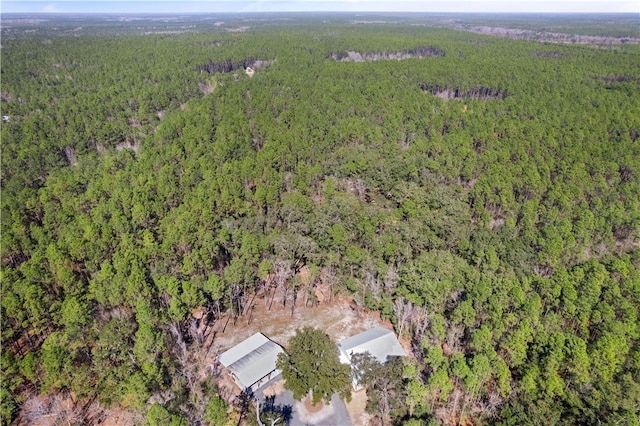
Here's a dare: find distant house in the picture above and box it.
[217,332,284,392]
[2,116,9,122]
[245,67,255,77]
[338,326,406,366]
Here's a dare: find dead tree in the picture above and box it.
[270,259,293,311]
[320,265,339,302]
[384,265,399,295]
[393,297,413,337]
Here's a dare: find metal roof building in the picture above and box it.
[217,332,284,392]
[337,326,406,366]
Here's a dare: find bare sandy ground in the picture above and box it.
[208,294,389,359]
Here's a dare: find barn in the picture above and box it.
[217,332,284,392]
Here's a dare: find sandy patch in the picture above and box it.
[302,394,326,414]
[208,294,388,355]
[262,379,286,398]
[346,389,371,426]
[296,396,335,423]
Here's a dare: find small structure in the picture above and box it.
[245,67,255,77]
[217,332,284,392]
[2,115,9,122]
[338,326,406,366]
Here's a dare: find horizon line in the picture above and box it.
[3,10,639,14]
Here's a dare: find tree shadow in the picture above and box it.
[262,395,293,426]
[233,389,253,426]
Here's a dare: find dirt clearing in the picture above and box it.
[208,294,391,356]
[207,294,395,424]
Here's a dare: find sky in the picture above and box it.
[2,0,639,14]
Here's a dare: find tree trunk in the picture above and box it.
[255,400,265,426]
[268,285,277,311]
[290,290,297,317]
[222,312,232,333]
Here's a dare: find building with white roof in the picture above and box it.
[217,332,284,392]
[337,326,406,389]
[338,326,406,366]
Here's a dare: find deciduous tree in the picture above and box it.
[276,327,351,405]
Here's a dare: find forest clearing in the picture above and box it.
[210,294,393,425]
[208,294,395,359]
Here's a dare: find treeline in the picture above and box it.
[326,46,446,61]
[197,57,260,74]
[1,18,640,425]
[451,13,640,39]
[418,83,509,100]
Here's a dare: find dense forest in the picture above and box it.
[1,12,639,425]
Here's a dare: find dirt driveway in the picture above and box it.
[254,376,352,426]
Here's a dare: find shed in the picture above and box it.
[338,326,405,365]
[217,332,284,392]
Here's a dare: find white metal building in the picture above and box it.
[337,326,406,365]
[217,332,284,392]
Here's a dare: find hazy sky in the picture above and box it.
[2,0,639,14]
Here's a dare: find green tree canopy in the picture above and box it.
[146,403,187,426]
[276,326,351,405]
